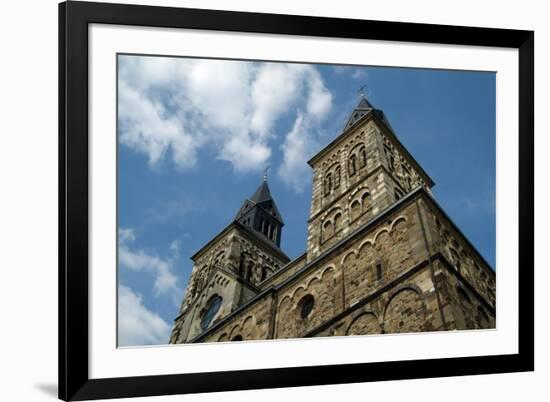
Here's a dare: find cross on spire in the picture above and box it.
[263,165,270,182]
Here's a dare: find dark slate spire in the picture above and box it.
[343,94,393,132]
[250,181,273,204]
[235,177,284,247]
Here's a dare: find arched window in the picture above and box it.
[359,147,367,168]
[388,155,395,171]
[261,266,268,281]
[376,263,383,280]
[260,219,271,237]
[334,166,341,188]
[246,261,254,282]
[195,271,204,292]
[231,335,243,341]
[213,256,222,268]
[350,200,361,221]
[298,294,315,319]
[201,295,222,331]
[324,173,332,195]
[361,192,371,212]
[238,256,245,277]
[349,155,357,176]
[334,213,342,232]
[322,220,333,242]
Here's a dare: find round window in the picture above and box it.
[299,294,315,319]
[201,295,222,331]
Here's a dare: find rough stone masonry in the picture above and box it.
[169,96,496,344]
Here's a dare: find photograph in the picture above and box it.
[116,54,496,346]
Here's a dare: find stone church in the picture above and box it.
[169,96,496,344]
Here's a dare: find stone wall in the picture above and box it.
[200,292,275,342]
[419,197,496,310]
[380,133,431,198]
[431,258,495,330]
[307,120,385,260]
[171,97,495,346]
[259,254,307,290]
[188,190,495,344]
[171,224,290,343]
[308,120,380,220]
[315,265,444,337]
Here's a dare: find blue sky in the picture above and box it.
[117,55,495,346]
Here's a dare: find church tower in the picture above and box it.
[306,95,434,261]
[170,89,496,345]
[170,178,290,343]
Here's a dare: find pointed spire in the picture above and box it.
[234,177,285,247]
[235,177,284,225]
[342,88,392,132]
[250,180,273,204]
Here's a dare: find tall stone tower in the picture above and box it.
[170,92,496,344]
[170,178,290,343]
[306,96,433,261]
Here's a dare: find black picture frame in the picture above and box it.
[59,1,534,400]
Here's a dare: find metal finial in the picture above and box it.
[263,165,270,182]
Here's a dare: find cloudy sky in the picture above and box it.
[117,54,496,347]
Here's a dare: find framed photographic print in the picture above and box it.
[59,1,534,400]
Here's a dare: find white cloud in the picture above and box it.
[250,63,303,137]
[118,285,171,346]
[118,79,198,169]
[332,65,368,81]
[118,228,183,303]
[278,113,318,193]
[351,69,368,80]
[305,68,332,118]
[118,56,333,188]
[118,227,135,243]
[169,240,181,259]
